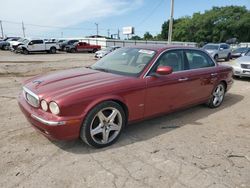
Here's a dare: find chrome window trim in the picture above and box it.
[143,48,217,78]
[31,114,65,126]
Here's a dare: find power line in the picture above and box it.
[136,0,165,28]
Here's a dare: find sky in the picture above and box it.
[0,0,249,39]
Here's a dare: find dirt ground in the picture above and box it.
[0,50,249,188]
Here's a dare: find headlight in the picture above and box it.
[49,101,60,115]
[41,100,48,111]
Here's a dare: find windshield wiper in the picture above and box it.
[92,67,109,73]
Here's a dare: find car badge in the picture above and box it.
[33,80,43,84]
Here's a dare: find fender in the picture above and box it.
[81,94,127,117]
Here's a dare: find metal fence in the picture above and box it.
[66,37,197,49]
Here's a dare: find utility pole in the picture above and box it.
[95,23,99,36]
[0,20,4,39]
[168,0,174,44]
[117,29,120,39]
[22,21,26,38]
[107,29,110,38]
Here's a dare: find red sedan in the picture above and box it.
[18,46,233,148]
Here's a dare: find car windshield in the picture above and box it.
[203,44,219,50]
[22,39,29,44]
[233,48,247,53]
[245,51,250,56]
[91,48,156,77]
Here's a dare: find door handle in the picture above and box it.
[211,73,218,76]
[178,77,189,82]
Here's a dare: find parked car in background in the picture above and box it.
[231,47,250,59]
[17,39,59,54]
[65,42,101,53]
[18,46,233,148]
[203,43,231,61]
[231,51,250,78]
[59,39,79,51]
[95,46,120,58]
[0,37,20,50]
[9,38,25,51]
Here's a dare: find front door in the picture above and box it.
[144,49,197,117]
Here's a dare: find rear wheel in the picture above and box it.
[80,101,125,148]
[214,54,218,62]
[225,53,231,61]
[206,83,225,108]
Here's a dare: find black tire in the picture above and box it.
[22,48,29,55]
[225,53,231,61]
[70,48,76,53]
[50,47,56,54]
[214,54,218,62]
[80,101,126,148]
[206,82,226,108]
[92,48,98,53]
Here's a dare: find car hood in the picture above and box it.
[96,50,109,54]
[205,49,217,54]
[24,67,132,101]
[235,56,250,64]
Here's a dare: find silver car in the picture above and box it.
[95,46,120,58]
[231,51,250,78]
[203,43,231,61]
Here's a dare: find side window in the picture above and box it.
[185,50,215,69]
[32,40,43,44]
[153,50,185,72]
[37,40,43,44]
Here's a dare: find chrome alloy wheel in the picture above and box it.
[212,84,225,107]
[90,107,122,144]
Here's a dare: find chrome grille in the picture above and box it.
[241,64,250,69]
[23,87,39,107]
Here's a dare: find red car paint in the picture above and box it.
[18,46,233,140]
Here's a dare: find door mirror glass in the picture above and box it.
[29,42,33,45]
[156,66,173,75]
[219,47,223,51]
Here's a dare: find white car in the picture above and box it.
[17,38,59,54]
[231,51,250,78]
[9,38,25,51]
[95,46,120,58]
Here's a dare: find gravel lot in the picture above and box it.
[0,50,249,188]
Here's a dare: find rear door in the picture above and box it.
[184,49,218,102]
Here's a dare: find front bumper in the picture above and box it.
[232,66,250,77]
[18,93,82,140]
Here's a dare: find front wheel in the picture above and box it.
[50,47,56,54]
[80,101,126,148]
[206,83,225,108]
[22,48,29,55]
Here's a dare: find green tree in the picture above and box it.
[130,35,142,40]
[143,32,153,40]
[160,6,250,43]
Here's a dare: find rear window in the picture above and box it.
[185,50,215,69]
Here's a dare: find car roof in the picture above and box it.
[125,45,197,52]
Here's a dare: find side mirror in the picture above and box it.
[29,42,33,45]
[151,66,173,77]
[219,48,223,51]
